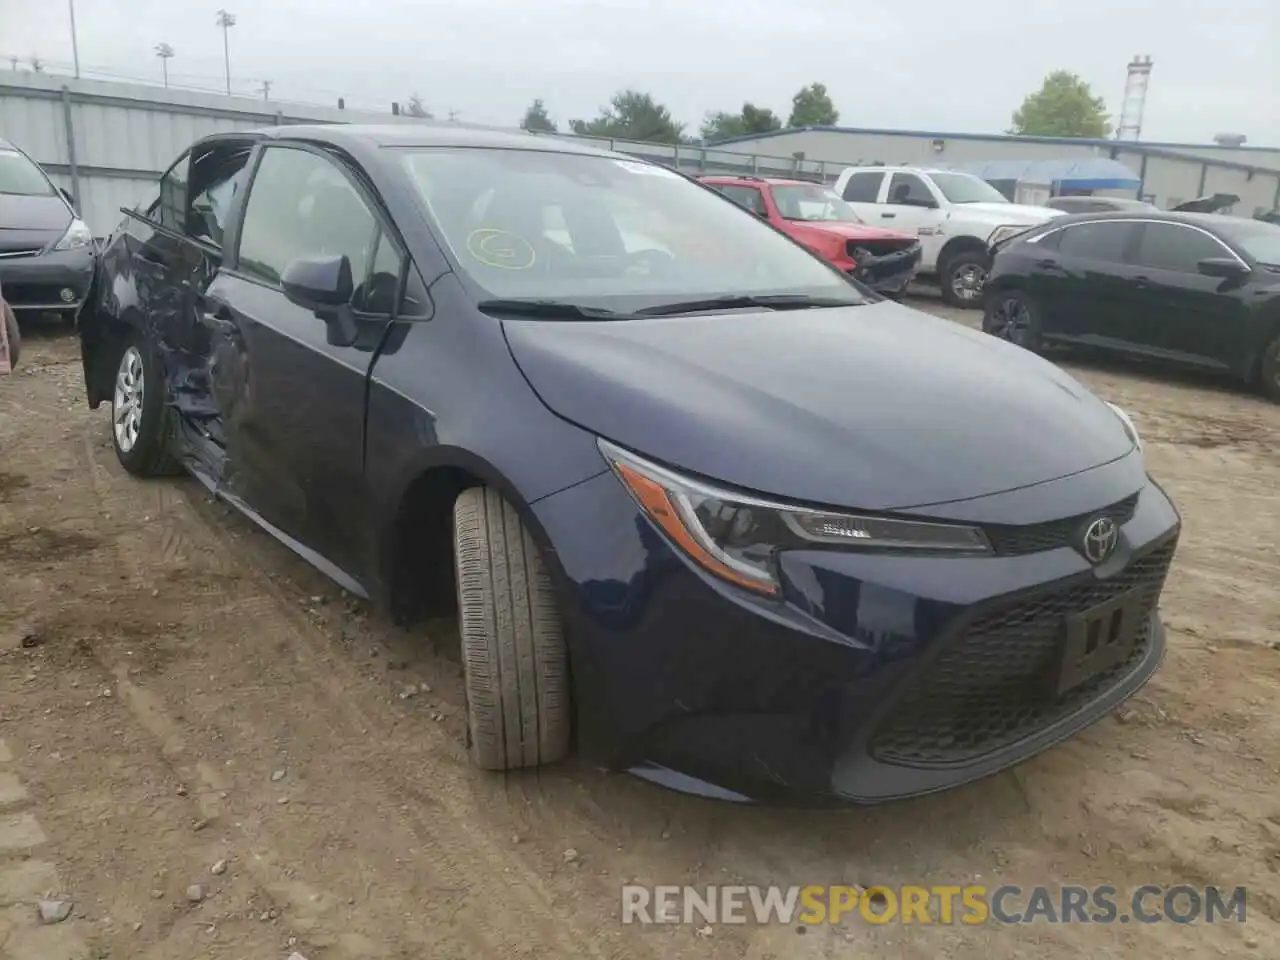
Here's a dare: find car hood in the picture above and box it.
[792,221,915,242]
[503,300,1134,511]
[953,201,1065,223]
[0,193,71,232]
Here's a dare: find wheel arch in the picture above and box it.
[937,234,991,269]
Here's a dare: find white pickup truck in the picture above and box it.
[833,166,1065,307]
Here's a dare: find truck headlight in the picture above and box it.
[53,218,93,251]
[600,439,991,597]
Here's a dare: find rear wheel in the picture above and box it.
[111,330,182,476]
[452,487,571,771]
[1258,335,1280,403]
[940,249,990,308]
[983,289,1043,353]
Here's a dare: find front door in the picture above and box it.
[1117,221,1248,368]
[1037,219,1137,346]
[877,172,947,268]
[204,143,416,584]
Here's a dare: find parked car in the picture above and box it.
[697,175,921,295]
[833,165,1064,307]
[1046,196,1157,214]
[0,137,95,324]
[79,125,1179,804]
[983,211,1280,401]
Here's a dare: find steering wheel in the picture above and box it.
[623,247,677,276]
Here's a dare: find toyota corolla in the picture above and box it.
[78,125,1180,803]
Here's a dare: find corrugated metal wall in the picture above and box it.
[1,72,843,236]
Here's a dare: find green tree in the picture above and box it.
[1011,71,1111,138]
[700,102,783,142]
[404,93,432,119]
[787,83,839,128]
[569,90,685,143]
[521,98,557,133]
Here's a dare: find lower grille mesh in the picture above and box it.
[870,541,1175,767]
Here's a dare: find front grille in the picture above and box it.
[851,239,919,259]
[984,493,1139,557]
[870,540,1175,767]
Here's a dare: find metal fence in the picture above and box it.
[1,71,837,236]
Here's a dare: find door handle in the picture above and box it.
[1133,274,1152,286]
[880,212,896,219]
[1035,258,1062,270]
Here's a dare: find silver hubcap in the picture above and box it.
[952,264,987,301]
[113,346,144,453]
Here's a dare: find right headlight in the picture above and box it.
[599,439,991,597]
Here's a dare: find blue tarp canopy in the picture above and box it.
[937,158,1141,190]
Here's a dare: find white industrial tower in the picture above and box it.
[1116,55,1154,141]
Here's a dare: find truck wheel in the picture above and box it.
[2,301,18,371]
[110,330,182,476]
[1258,336,1280,403]
[940,250,991,308]
[452,487,571,771]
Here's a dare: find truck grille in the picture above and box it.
[869,540,1175,767]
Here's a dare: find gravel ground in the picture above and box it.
[1,298,1277,959]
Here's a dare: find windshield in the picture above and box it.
[930,172,1009,205]
[398,148,867,313]
[771,184,863,223]
[0,148,55,197]
[1213,218,1280,267]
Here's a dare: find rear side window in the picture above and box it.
[237,146,379,288]
[1056,222,1132,263]
[842,171,883,203]
[1132,223,1230,273]
[714,184,767,216]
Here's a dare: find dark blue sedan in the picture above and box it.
[78,125,1180,803]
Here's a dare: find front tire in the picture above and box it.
[110,330,181,476]
[1257,335,1280,403]
[940,249,990,308]
[983,289,1043,353]
[452,487,571,771]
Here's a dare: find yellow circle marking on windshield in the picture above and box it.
[467,229,537,270]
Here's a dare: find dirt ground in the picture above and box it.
[1,300,1278,959]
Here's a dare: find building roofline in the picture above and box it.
[707,125,1278,154]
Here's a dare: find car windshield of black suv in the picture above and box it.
[0,148,55,197]
[400,147,868,313]
[930,172,1009,205]
[771,184,863,223]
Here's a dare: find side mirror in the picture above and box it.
[281,254,353,312]
[58,187,77,212]
[1197,257,1248,280]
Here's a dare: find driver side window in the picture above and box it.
[886,173,934,207]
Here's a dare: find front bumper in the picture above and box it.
[534,464,1180,805]
[0,247,95,312]
[849,244,922,294]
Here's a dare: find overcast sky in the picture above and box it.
[2,0,1276,145]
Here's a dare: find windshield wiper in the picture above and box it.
[636,294,861,317]
[476,298,632,321]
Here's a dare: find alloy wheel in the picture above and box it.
[113,346,145,453]
[990,296,1033,346]
[951,264,987,302]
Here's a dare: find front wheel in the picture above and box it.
[1257,335,1280,403]
[452,487,571,771]
[940,250,991,308]
[983,289,1043,353]
[110,330,182,476]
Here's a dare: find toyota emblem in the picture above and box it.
[1081,516,1119,564]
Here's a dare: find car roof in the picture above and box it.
[1045,209,1249,228]
[699,175,821,187]
[234,123,624,159]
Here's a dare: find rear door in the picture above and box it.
[207,142,428,583]
[839,170,885,222]
[1036,219,1138,345]
[1117,220,1249,367]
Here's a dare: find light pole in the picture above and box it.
[216,9,236,95]
[154,43,174,88]
[68,0,80,79]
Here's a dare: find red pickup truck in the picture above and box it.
[698,175,921,295]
